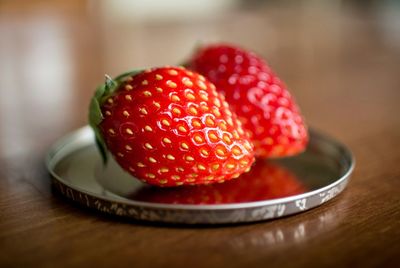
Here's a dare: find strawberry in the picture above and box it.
[131,161,306,204]
[89,66,255,187]
[187,44,309,158]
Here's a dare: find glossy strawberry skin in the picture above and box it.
[97,67,255,187]
[188,44,309,158]
[131,161,306,204]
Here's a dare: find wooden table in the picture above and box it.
[1,1,399,267]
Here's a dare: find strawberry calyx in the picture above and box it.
[89,69,143,163]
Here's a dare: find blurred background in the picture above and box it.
[1,1,400,267]
[0,0,399,166]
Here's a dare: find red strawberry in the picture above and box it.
[131,161,306,204]
[187,44,308,158]
[89,66,255,187]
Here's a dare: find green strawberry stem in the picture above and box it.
[88,69,143,163]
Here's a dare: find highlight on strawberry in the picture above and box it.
[89,66,255,187]
[187,43,309,158]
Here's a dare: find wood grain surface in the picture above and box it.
[0,1,399,267]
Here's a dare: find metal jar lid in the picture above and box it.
[46,126,354,224]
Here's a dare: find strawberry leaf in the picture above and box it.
[89,83,109,163]
[89,70,143,164]
[89,75,120,163]
[104,74,117,96]
[114,69,143,82]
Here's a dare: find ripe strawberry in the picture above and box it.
[131,161,306,204]
[187,44,309,158]
[89,66,255,187]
